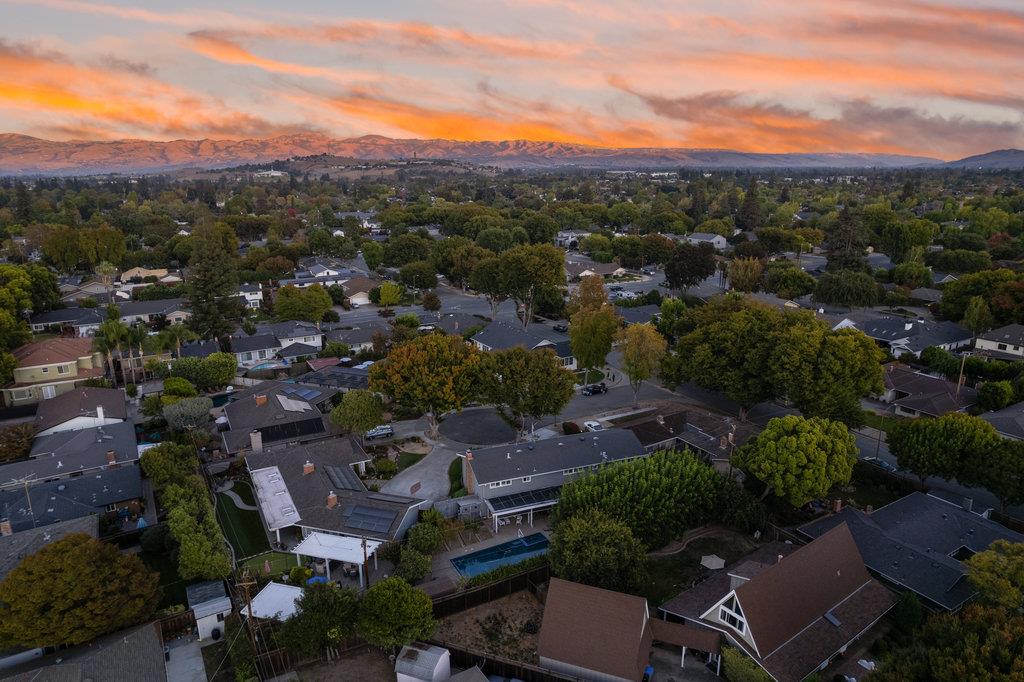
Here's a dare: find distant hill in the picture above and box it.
[944,149,1024,170]
[0,133,949,176]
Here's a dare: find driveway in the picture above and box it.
[164,638,206,682]
[380,443,457,501]
[439,407,515,445]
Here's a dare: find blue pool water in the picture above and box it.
[451,533,549,577]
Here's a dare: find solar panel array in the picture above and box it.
[325,465,364,491]
[488,485,562,512]
[281,385,323,401]
[342,504,398,534]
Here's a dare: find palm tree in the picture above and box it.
[124,323,149,386]
[94,261,118,302]
[160,323,197,355]
[97,319,128,387]
[92,334,117,387]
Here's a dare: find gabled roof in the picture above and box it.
[0,466,142,533]
[340,276,377,295]
[277,343,319,359]
[833,311,971,354]
[117,298,188,317]
[688,232,726,242]
[471,319,570,355]
[29,307,104,327]
[33,387,127,433]
[615,304,661,325]
[882,362,976,416]
[982,401,1024,439]
[230,334,281,353]
[467,428,645,484]
[12,337,95,367]
[2,422,139,486]
[978,323,1024,346]
[221,381,339,452]
[731,524,875,658]
[178,339,220,358]
[538,578,651,682]
[255,320,322,339]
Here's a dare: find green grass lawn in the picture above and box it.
[642,535,757,607]
[397,451,426,471]
[216,488,270,560]
[575,368,605,385]
[861,410,901,433]
[240,551,297,578]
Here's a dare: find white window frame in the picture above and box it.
[57,364,70,375]
[40,367,49,374]
[489,479,513,488]
[522,476,531,483]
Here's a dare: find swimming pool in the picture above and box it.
[450,532,549,578]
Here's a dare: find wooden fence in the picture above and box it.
[431,562,550,619]
[155,610,196,642]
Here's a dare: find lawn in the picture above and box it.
[240,551,297,578]
[861,410,902,434]
[216,485,270,560]
[448,457,466,498]
[641,535,757,607]
[397,450,426,471]
[828,465,904,511]
[575,368,605,385]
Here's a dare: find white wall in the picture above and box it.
[37,415,122,437]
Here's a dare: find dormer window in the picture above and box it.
[719,596,746,635]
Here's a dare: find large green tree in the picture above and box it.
[888,413,1000,484]
[274,284,332,322]
[369,334,480,437]
[498,243,565,328]
[0,534,159,647]
[478,347,575,437]
[813,270,880,308]
[278,583,359,657]
[550,509,647,593]
[329,389,384,439]
[618,323,667,407]
[733,415,857,507]
[356,577,436,650]
[569,304,620,376]
[665,242,717,292]
[966,540,1024,610]
[186,223,243,338]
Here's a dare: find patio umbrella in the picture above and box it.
[701,554,725,570]
[263,560,272,575]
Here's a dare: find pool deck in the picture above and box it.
[431,517,551,584]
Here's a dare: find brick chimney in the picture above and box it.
[0,519,11,537]
[303,460,315,475]
[105,450,117,466]
[250,429,263,453]
[833,498,843,513]
[464,452,475,495]
[326,491,338,509]
[254,394,268,407]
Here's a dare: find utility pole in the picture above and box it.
[237,569,259,659]
[956,351,971,397]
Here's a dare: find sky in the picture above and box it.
[1,0,1023,159]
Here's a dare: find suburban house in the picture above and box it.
[247,437,422,583]
[832,311,972,358]
[685,232,728,250]
[28,306,104,335]
[933,271,958,285]
[660,524,895,682]
[565,257,626,280]
[186,581,232,642]
[255,321,324,351]
[278,343,321,364]
[341,276,377,306]
[619,411,689,453]
[1,337,107,407]
[324,322,389,352]
[975,323,1024,361]
[618,408,760,463]
[237,282,264,309]
[0,623,166,682]
[471,320,576,370]
[879,362,977,418]
[296,365,370,392]
[219,381,340,454]
[33,387,127,436]
[0,465,144,533]
[415,311,485,335]
[116,298,190,326]
[539,578,721,682]
[279,269,353,289]
[555,229,591,249]
[0,515,98,582]
[982,402,1024,439]
[908,287,943,304]
[0,421,140,491]
[462,429,646,531]
[230,321,324,368]
[230,334,282,368]
[798,492,1024,612]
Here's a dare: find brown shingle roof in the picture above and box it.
[12,337,94,368]
[538,578,651,682]
[650,619,721,653]
[734,524,872,658]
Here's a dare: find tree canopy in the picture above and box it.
[550,509,647,593]
[356,577,436,649]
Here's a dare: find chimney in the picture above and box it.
[865,505,873,514]
[962,497,973,512]
[326,491,338,509]
[833,498,842,513]
[250,430,263,453]
[464,452,475,495]
[0,519,12,537]
[904,322,913,331]
[254,394,268,407]
[96,405,105,421]
[303,460,315,475]
[105,450,117,466]
[777,554,784,564]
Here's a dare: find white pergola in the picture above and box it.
[248,582,303,621]
[292,532,382,588]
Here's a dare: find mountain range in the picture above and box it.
[0,132,1021,175]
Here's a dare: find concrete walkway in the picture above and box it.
[217,481,258,511]
[165,638,206,682]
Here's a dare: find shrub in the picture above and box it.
[125,383,138,398]
[562,421,582,435]
[395,548,431,582]
[406,523,443,554]
[463,555,548,589]
[373,457,398,479]
[289,566,313,584]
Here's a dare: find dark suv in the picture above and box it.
[581,383,608,396]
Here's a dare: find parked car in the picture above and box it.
[608,285,625,292]
[553,324,568,333]
[642,268,657,275]
[862,456,897,473]
[581,383,608,396]
[365,424,394,440]
[584,420,604,432]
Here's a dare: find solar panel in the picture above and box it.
[325,465,364,491]
[489,485,562,512]
[342,504,398,534]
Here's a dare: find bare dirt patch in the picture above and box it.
[436,590,544,663]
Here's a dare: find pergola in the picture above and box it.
[292,531,382,588]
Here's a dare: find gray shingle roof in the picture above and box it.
[29,307,104,327]
[615,304,660,325]
[471,320,571,356]
[324,323,390,346]
[982,402,1024,439]
[278,343,319,359]
[978,323,1024,347]
[0,515,99,582]
[220,381,339,453]
[178,339,220,358]
[255,321,322,340]
[230,334,281,353]
[117,298,188,317]
[798,492,1024,611]
[0,422,139,488]
[834,311,971,354]
[0,466,143,533]
[296,366,370,391]
[33,387,127,433]
[468,428,645,484]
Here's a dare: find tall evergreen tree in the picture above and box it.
[186,224,242,339]
[736,177,760,231]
